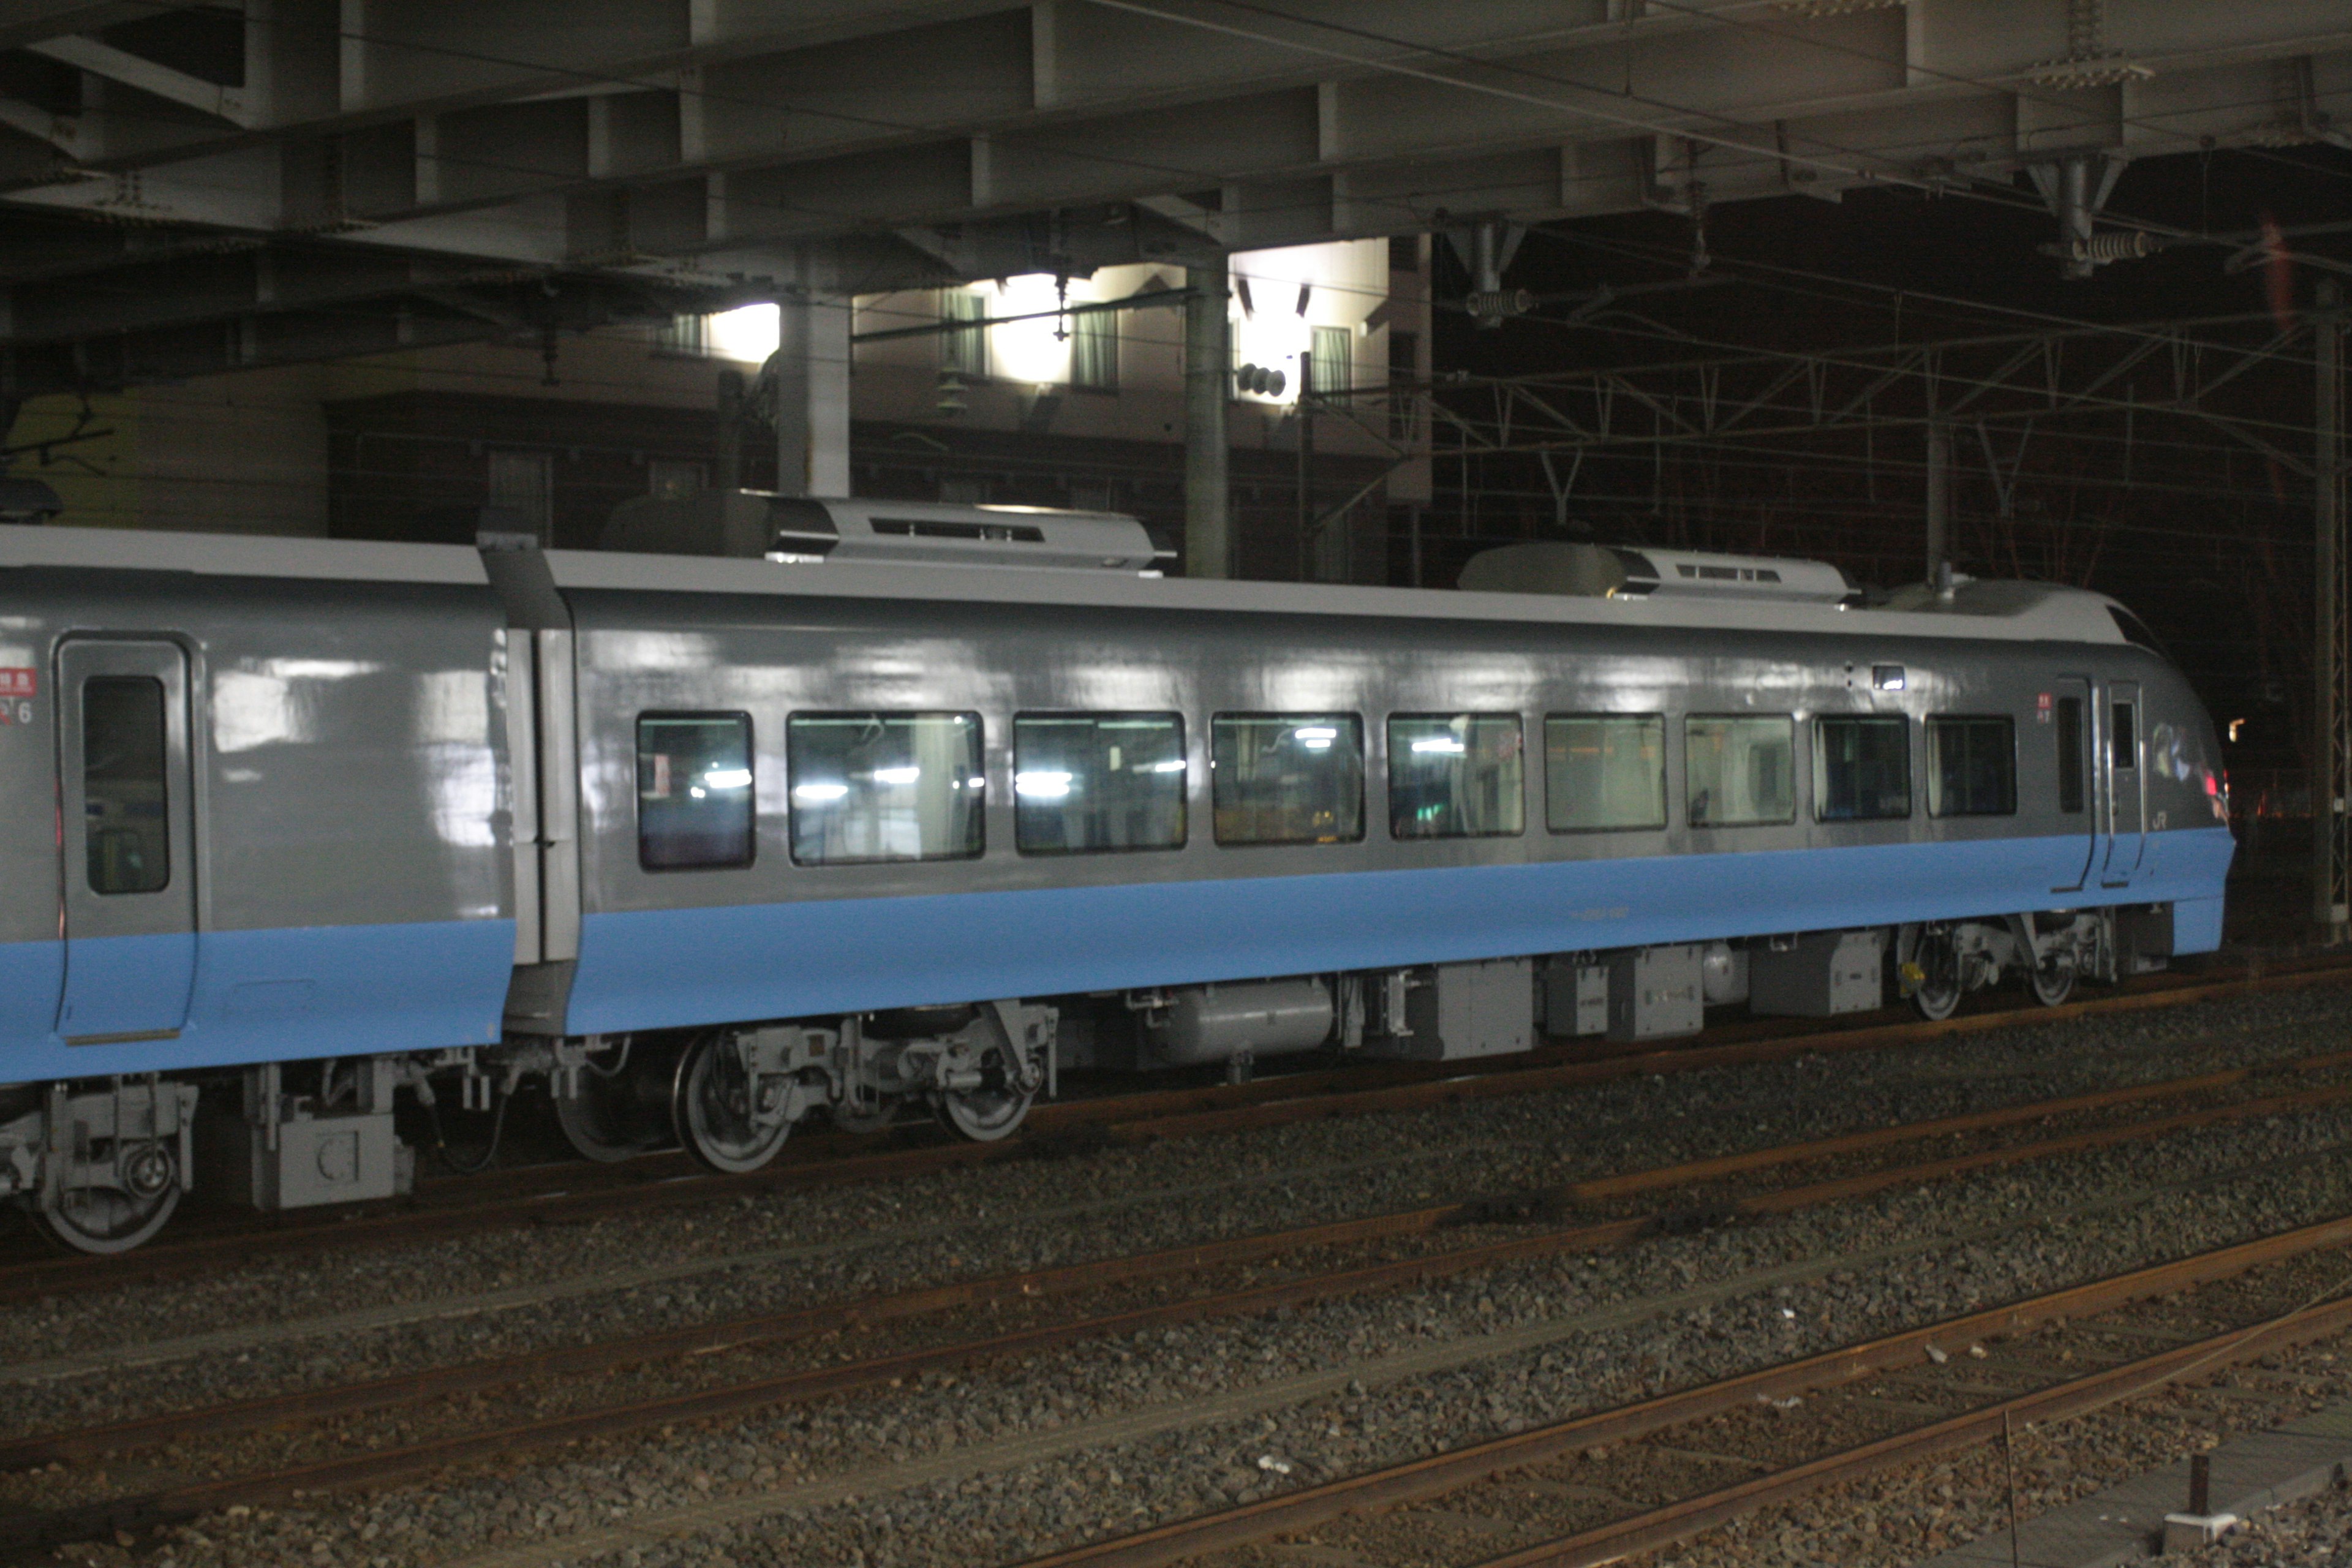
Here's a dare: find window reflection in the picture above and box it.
[788,712,984,865]
[1212,714,1364,845]
[1387,714,1523,839]
[84,676,170,895]
[1014,713,1186,854]
[636,713,754,870]
[1544,715,1666,832]
[1686,715,1795,827]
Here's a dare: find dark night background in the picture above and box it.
[1422,144,2352,782]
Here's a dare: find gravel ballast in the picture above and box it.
[19,984,2352,1567]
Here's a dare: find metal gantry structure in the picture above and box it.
[1346,300,2350,932]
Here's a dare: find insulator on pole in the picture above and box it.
[1466,288,1535,328]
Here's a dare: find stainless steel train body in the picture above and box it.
[0,521,2234,1248]
[553,565,2225,1036]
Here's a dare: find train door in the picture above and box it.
[2100,679,2145,888]
[55,639,197,1044]
[2051,677,2094,892]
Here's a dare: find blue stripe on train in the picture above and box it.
[0,827,2240,1072]
[567,827,2237,1036]
[0,918,511,1080]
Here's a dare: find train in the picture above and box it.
[0,497,2233,1251]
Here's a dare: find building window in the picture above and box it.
[941,291,989,379]
[637,714,755,871]
[84,676,170,895]
[1309,325,1352,396]
[1211,714,1365,846]
[1387,714,1523,839]
[487,450,552,544]
[1929,716,2018,817]
[1070,305,1119,391]
[1815,716,1911,821]
[1686,715,1795,827]
[1544,715,1666,832]
[787,712,985,865]
[1013,713,1186,853]
[655,314,710,357]
[648,460,706,500]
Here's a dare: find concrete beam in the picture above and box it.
[25,34,257,126]
[0,0,2348,325]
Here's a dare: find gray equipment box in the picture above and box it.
[1369,959,1535,1060]
[1749,929,1886,1017]
[1539,959,1610,1037]
[1608,944,1704,1041]
[202,1110,412,1210]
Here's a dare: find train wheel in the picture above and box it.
[672,1034,791,1174]
[1907,932,1962,1022]
[34,1151,180,1255]
[2028,956,2077,1008]
[555,1044,675,1163]
[937,1083,1033,1141]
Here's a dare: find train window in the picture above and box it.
[2057,698,2086,813]
[2111,701,2137,771]
[2109,606,2169,657]
[1927,716,2018,816]
[1544,715,1666,832]
[636,714,755,871]
[1814,716,1911,821]
[1211,714,1365,845]
[83,676,170,895]
[786,712,985,865]
[1388,714,1524,839]
[1685,715,1795,827]
[1012,713,1186,854]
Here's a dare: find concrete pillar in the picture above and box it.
[1183,258,1232,578]
[771,292,851,498]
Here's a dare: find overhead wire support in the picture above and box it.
[2318,279,2349,942]
[1420,312,2323,484]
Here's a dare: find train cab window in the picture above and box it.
[1927,716,2018,817]
[1544,715,1665,832]
[83,676,170,894]
[1814,716,1911,821]
[2111,701,2138,771]
[636,713,755,871]
[1387,714,1524,839]
[1212,714,1365,845]
[2057,698,2086,813]
[1012,713,1186,854]
[786,712,985,865]
[1684,715,1795,827]
[2109,606,2169,657]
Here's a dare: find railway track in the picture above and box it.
[10,1040,2352,1558]
[1011,1216,2352,1568]
[2,953,2340,1306]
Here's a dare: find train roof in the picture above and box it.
[0,523,2137,647]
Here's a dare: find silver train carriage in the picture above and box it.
[0,505,2233,1251]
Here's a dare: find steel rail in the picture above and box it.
[7,1051,2326,1471]
[12,1063,2352,1550]
[1012,1216,2352,1568]
[1471,1289,2352,1567]
[1,956,2341,1308]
